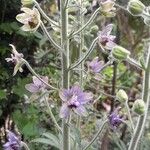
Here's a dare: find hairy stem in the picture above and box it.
[69,7,101,38]
[127,57,142,70]
[125,101,134,131]
[40,21,62,51]
[83,120,108,150]
[33,0,59,27]
[60,0,70,149]
[21,141,30,150]
[69,37,98,70]
[22,59,58,90]
[128,46,150,150]
[44,96,62,132]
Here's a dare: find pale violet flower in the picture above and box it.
[25,76,48,93]
[88,57,104,73]
[98,24,116,50]
[16,7,41,32]
[3,130,21,150]
[5,44,24,76]
[59,85,93,118]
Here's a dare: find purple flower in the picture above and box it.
[109,108,123,129]
[88,57,104,73]
[5,44,24,76]
[25,76,48,93]
[3,130,21,150]
[59,85,93,118]
[98,24,116,50]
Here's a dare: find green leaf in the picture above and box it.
[70,124,81,148]
[0,90,7,99]
[32,138,59,149]
[42,132,59,145]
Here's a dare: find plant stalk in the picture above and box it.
[60,0,70,150]
[69,37,98,70]
[128,46,150,150]
[44,96,62,132]
[83,120,108,150]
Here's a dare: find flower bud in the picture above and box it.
[116,89,128,102]
[100,0,115,12]
[21,0,34,6]
[144,18,150,26]
[127,0,145,16]
[132,99,146,115]
[90,25,99,34]
[112,45,130,61]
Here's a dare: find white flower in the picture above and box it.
[16,7,41,32]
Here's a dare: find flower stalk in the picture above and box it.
[22,59,58,90]
[44,96,62,132]
[69,37,99,70]
[83,120,108,150]
[128,46,150,150]
[40,21,62,52]
[69,7,101,38]
[21,141,30,150]
[33,0,59,27]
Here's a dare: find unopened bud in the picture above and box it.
[132,99,146,115]
[112,45,131,61]
[90,25,99,34]
[116,89,128,102]
[21,0,33,6]
[100,0,115,12]
[127,0,145,16]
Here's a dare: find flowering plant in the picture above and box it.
[3,0,150,150]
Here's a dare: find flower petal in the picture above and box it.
[21,7,34,14]
[74,105,87,116]
[59,103,70,118]
[101,24,114,36]
[25,83,39,93]
[32,76,42,87]
[21,24,32,31]
[79,92,93,104]
[16,13,30,24]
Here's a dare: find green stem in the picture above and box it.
[22,59,58,90]
[40,21,62,52]
[33,0,59,27]
[64,0,70,8]
[69,37,99,70]
[125,101,134,131]
[128,47,150,150]
[44,96,62,132]
[69,7,101,38]
[60,0,70,149]
[21,141,30,150]
[82,120,108,150]
[127,57,142,70]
